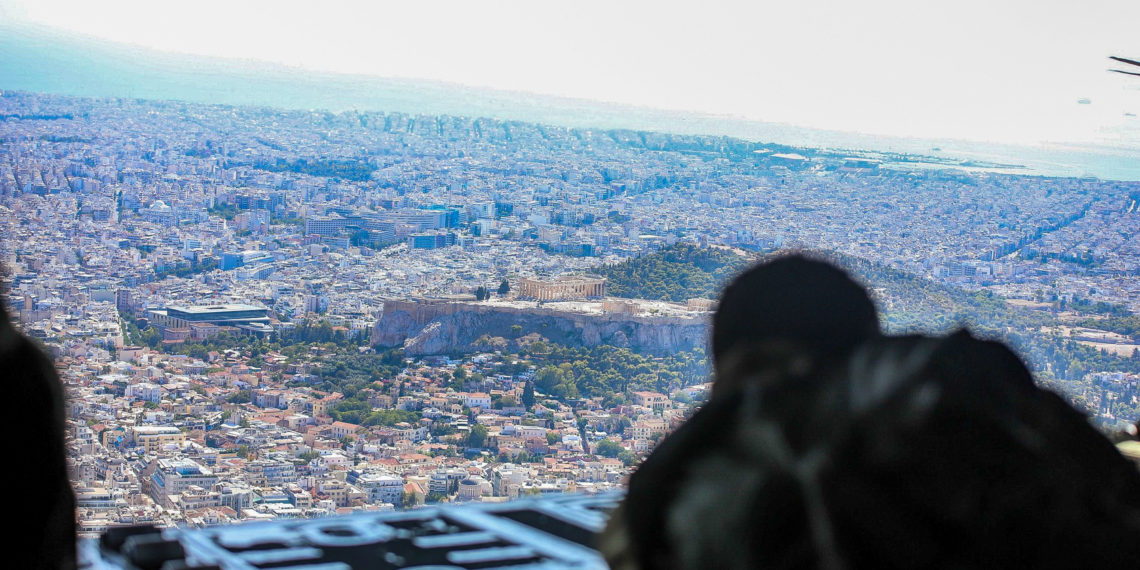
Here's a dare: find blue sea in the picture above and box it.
[2,23,1138,182]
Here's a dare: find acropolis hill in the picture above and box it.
[371,297,712,355]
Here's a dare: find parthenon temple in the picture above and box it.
[518,276,607,301]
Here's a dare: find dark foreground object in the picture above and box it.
[615,331,1140,569]
[82,492,620,570]
[3,301,76,569]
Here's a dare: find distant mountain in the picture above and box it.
[4,22,1138,180]
[0,22,816,142]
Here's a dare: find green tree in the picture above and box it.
[350,229,370,247]
[400,490,418,509]
[186,344,209,360]
[362,409,419,427]
[467,424,489,449]
[138,327,162,349]
[618,449,637,466]
[595,439,623,458]
[522,381,536,410]
[498,279,510,296]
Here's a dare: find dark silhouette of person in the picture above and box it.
[604,255,1140,568]
[602,254,883,567]
[610,329,1140,569]
[709,254,881,399]
[2,296,77,569]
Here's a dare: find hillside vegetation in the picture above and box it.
[596,244,749,302]
[596,244,1140,425]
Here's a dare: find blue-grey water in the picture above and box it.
[2,23,1138,181]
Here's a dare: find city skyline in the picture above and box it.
[2,82,1138,535]
[2,1,1139,546]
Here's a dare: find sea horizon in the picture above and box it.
[3,22,1138,182]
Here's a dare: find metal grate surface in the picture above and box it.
[81,492,622,570]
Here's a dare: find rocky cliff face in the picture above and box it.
[372,299,710,355]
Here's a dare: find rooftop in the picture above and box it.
[165,304,266,314]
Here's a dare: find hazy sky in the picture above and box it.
[2,0,1139,146]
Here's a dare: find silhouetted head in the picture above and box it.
[711,255,879,371]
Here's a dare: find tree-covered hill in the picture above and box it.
[595,244,1140,426]
[596,244,750,302]
[599,244,1022,335]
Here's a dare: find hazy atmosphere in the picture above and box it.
[3,0,1139,147]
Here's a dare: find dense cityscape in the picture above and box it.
[2,90,1139,535]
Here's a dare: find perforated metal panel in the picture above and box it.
[81,492,621,570]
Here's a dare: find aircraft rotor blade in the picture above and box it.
[1109,56,1140,68]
